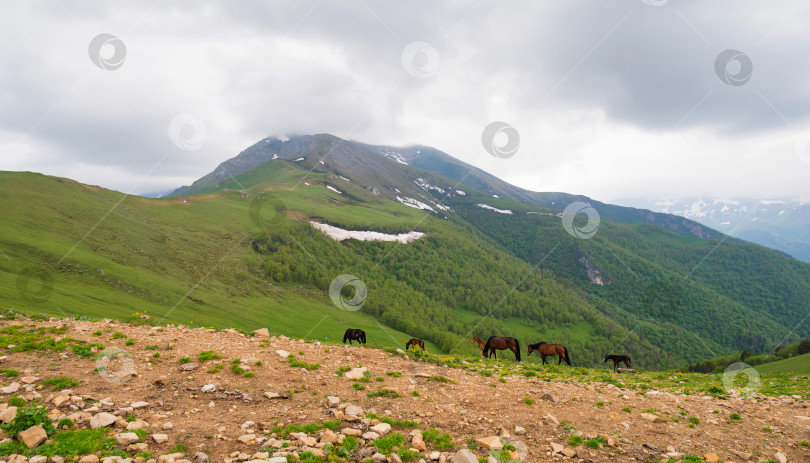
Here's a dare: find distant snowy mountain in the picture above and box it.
[622,198,810,262]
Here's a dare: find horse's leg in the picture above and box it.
[557,354,562,366]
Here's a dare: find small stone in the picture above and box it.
[774,452,787,463]
[639,413,665,423]
[703,453,720,463]
[453,449,478,463]
[475,436,503,450]
[1,382,20,394]
[18,423,48,448]
[412,430,427,451]
[513,426,525,435]
[320,430,338,443]
[193,452,209,463]
[326,396,340,407]
[550,442,564,454]
[729,449,752,461]
[341,428,362,436]
[131,401,149,409]
[539,392,558,403]
[0,406,17,423]
[276,350,289,357]
[29,456,48,463]
[268,458,287,463]
[201,384,216,393]
[163,422,173,430]
[253,328,270,338]
[114,432,140,445]
[264,392,282,399]
[79,456,99,463]
[152,433,169,444]
[179,363,198,371]
[90,412,118,428]
[428,451,440,461]
[345,367,368,379]
[363,431,381,440]
[370,423,392,436]
[561,448,576,458]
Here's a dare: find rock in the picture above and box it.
[201,384,216,393]
[665,452,684,460]
[253,328,270,338]
[345,367,368,379]
[0,406,17,423]
[428,451,440,461]
[703,453,720,463]
[52,393,71,407]
[373,453,387,463]
[179,363,198,371]
[127,419,149,430]
[128,442,149,452]
[475,436,503,450]
[411,430,427,451]
[152,433,169,444]
[575,448,589,459]
[370,423,392,436]
[729,449,753,461]
[390,453,402,463]
[157,453,185,463]
[268,458,287,463]
[326,396,340,407]
[18,424,48,448]
[1,382,20,394]
[344,404,364,419]
[320,430,338,443]
[252,452,270,460]
[193,452,209,463]
[29,456,48,463]
[774,452,787,463]
[341,428,362,436]
[363,431,381,440]
[453,449,478,463]
[639,413,665,423]
[276,350,289,357]
[264,392,282,399]
[20,376,39,384]
[131,401,149,409]
[542,414,559,425]
[238,434,257,444]
[163,422,173,430]
[561,448,576,458]
[550,443,564,454]
[539,392,559,403]
[79,456,99,463]
[90,412,118,428]
[51,457,65,463]
[114,432,140,445]
[514,426,525,435]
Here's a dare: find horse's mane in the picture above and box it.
[528,342,546,349]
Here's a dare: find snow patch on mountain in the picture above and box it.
[477,204,513,214]
[310,222,424,243]
[397,196,436,213]
[414,178,445,194]
[326,185,342,194]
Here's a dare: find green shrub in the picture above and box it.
[198,350,221,361]
[42,377,81,390]
[568,435,583,446]
[422,428,453,449]
[0,404,55,438]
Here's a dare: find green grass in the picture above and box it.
[198,350,221,362]
[42,376,81,390]
[756,352,810,374]
[31,429,119,457]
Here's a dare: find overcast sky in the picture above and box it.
[2,0,810,203]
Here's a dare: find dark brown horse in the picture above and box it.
[405,338,425,351]
[343,328,366,345]
[604,354,631,372]
[483,336,521,362]
[527,342,571,366]
[471,336,491,358]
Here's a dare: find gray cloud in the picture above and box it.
[1,0,809,201]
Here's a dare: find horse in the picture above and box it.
[527,342,571,366]
[483,336,521,362]
[343,328,366,345]
[471,336,491,358]
[604,354,631,372]
[405,338,425,351]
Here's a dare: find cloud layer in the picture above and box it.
[2,0,809,201]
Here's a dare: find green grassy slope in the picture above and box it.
[755,353,810,375]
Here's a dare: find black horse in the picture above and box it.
[483,336,521,362]
[604,354,631,372]
[343,328,366,345]
[405,338,425,351]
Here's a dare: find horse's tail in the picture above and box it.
[514,339,521,362]
[343,330,348,343]
[564,346,572,365]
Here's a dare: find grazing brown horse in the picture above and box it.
[471,336,491,358]
[604,354,631,372]
[483,336,521,362]
[405,338,425,351]
[343,328,366,345]
[527,342,571,366]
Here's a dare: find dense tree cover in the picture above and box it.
[449,198,809,364]
[249,220,678,368]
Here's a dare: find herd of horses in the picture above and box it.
[343,329,632,370]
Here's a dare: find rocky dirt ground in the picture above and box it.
[0,317,808,463]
